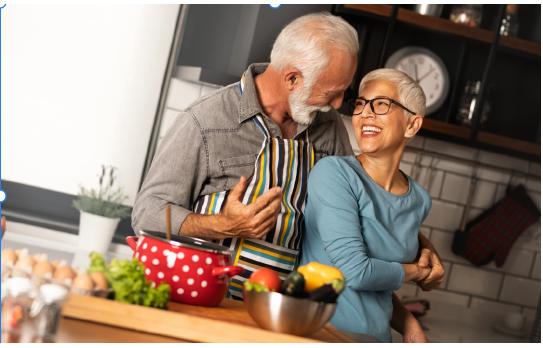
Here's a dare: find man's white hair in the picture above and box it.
[358,69,426,120]
[270,12,359,86]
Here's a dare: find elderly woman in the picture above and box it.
[300,69,433,343]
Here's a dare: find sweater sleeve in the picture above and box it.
[306,158,405,292]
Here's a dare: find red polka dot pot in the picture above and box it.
[126,231,243,307]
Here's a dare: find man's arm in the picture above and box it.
[132,112,282,240]
[416,232,445,291]
[180,176,282,240]
[390,296,428,343]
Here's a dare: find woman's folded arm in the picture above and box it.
[306,160,405,292]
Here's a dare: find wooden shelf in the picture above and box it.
[421,118,541,156]
[421,118,471,139]
[396,8,494,44]
[499,35,541,56]
[477,131,541,156]
[342,5,541,56]
[343,4,392,18]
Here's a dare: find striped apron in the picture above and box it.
[192,79,314,299]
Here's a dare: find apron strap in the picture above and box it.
[252,114,271,138]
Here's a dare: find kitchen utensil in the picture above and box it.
[414,4,444,17]
[452,169,478,255]
[243,290,337,336]
[126,231,243,307]
[165,205,171,241]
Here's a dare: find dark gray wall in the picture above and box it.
[176,4,333,78]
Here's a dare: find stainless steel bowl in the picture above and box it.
[244,290,337,336]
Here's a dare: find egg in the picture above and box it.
[32,253,42,262]
[51,260,61,270]
[73,273,94,290]
[15,256,36,269]
[16,249,29,259]
[33,261,54,276]
[1,249,17,265]
[90,271,109,290]
[53,265,75,281]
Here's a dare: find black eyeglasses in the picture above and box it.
[348,97,416,116]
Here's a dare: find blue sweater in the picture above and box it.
[300,156,432,343]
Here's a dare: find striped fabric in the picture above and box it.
[192,72,314,299]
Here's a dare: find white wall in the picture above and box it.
[1,4,179,204]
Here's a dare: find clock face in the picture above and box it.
[385,47,449,115]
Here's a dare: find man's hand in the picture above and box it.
[218,176,282,239]
[403,326,429,343]
[416,232,445,291]
[181,176,282,240]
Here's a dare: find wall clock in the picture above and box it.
[385,46,450,116]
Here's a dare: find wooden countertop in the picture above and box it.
[61,293,358,343]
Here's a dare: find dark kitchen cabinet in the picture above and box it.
[334,4,541,162]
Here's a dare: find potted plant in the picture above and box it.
[73,165,131,255]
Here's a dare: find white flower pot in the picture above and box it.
[77,210,121,254]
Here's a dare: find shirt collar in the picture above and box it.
[238,63,269,124]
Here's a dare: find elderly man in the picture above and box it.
[132,12,443,300]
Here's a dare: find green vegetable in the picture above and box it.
[88,252,171,309]
[282,271,305,297]
[244,280,270,292]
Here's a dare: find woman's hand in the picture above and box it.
[402,263,431,283]
[416,232,445,291]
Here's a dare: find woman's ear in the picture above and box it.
[284,68,303,91]
[405,114,423,139]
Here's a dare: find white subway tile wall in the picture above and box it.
[423,200,464,231]
[482,248,535,278]
[399,135,540,311]
[424,138,478,160]
[531,253,541,280]
[447,264,503,299]
[416,289,470,307]
[470,297,522,316]
[523,307,538,326]
[162,79,542,313]
[470,180,497,209]
[398,282,418,298]
[441,261,452,289]
[499,276,541,307]
[440,173,472,204]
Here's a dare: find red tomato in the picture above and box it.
[249,268,282,292]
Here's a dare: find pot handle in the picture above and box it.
[212,265,244,277]
[126,236,139,251]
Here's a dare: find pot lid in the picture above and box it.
[139,230,233,256]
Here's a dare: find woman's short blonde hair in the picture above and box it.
[358,69,426,120]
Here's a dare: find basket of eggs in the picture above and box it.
[1,248,111,298]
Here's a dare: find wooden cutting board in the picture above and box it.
[63,294,356,343]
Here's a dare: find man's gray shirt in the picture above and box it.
[132,63,355,235]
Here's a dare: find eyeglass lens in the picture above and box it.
[349,99,391,115]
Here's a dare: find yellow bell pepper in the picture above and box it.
[297,262,343,292]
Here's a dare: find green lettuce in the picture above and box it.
[88,252,170,309]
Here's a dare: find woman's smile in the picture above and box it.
[361,124,383,138]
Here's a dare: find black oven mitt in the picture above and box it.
[453,185,540,267]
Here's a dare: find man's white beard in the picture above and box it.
[288,83,332,125]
